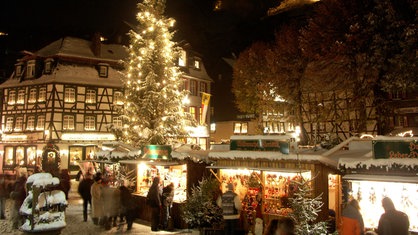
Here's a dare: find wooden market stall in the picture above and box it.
[207,135,341,233]
[335,136,418,234]
[119,144,212,229]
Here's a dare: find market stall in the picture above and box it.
[337,136,418,233]
[119,144,211,229]
[208,136,340,233]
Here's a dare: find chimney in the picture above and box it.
[91,32,101,57]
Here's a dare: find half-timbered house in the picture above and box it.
[0,37,213,175]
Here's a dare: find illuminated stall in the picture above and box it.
[208,135,340,233]
[119,145,211,229]
[337,137,418,233]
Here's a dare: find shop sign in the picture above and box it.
[230,139,289,154]
[373,140,418,159]
[142,145,172,160]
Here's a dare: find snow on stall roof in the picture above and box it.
[27,173,60,188]
[27,173,53,184]
[21,212,66,232]
[20,191,33,215]
[36,190,67,209]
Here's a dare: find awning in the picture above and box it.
[343,174,418,184]
[206,165,309,174]
[79,160,116,164]
[119,159,181,166]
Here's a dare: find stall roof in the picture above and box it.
[119,159,181,166]
[207,165,309,173]
[208,149,338,168]
[79,160,116,164]
[343,174,418,183]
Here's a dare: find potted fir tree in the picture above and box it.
[182,177,223,234]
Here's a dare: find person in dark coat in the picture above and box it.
[161,183,175,230]
[78,172,94,222]
[0,174,7,219]
[377,197,409,235]
[119,186,137,230]
[10,173,26,229]
[146,176,161,232]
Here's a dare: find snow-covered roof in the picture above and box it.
[27,172,60,188]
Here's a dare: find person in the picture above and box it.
[91,172,103,225]
[101,178,120,230]
[59,169,71,200]
[327,209,337,234]
[161,182,175,230]
[119,185,137,230]
[216,183,242,235]
[146,176,162,232]
[341,199,364,235]
[10,170,27,229]
[263,217,295,235]
[0,174,6,219]
[377,197,409,235]
[78,171,94,222]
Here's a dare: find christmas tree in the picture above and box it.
[289,175,328,235]
[116,0,195,147]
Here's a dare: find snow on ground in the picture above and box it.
[0,180,193,235]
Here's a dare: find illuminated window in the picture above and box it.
[17,90,25,104]
[234,122,248,134]
[85,116,96,131]
[98,64,109,77]
[63,115,75,130]
[194,60,200,69]
[190,106,197,121]
[4,147,14,166]
[38,87,46,102]
[36,115,45,130]
[86,89,96,103]
[64,87,76,103]
[210,123,216,133]
[8,90,16,104]
[114,91,124,105]
[15,63,23,77]
[5,117,14,132]
[178,50,187,67]
[190,80,197,96]
[199,82,207,96]
[27,147,37,167]
[27,116,35,130]
[199,107,203,124]
[26,60,36,78]
[15,117,24,131]
[16,147,25,166]
[180,79,188,91]
[113,116,123,128]
[29,88,37,103]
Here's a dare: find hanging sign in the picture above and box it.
[142,145,172,160]
[372,140,418,159]
[230,139,289,154]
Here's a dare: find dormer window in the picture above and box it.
[44,58,53,74]
[178,50,187,67]
[15,63,23,77]
[98,63,109,78]
[26,60,36,78]
[194,59,200,70]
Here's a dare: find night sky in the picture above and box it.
[0,0,313,121]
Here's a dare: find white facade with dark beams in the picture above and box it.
[0,37,213,174]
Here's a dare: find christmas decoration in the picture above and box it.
[115,0,196,147]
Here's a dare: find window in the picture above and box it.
[38,87,46,102]
[15,117,24,131]
[113,116,123,128]
[36,115,45,130]
[44,59,53,74]
[16,147,25,166]
[17,90,25,104]
[27,147,37,167]
[27,116,35,130]
[29,88,37,103]
[190,106,197,121]
[190,80,197,96]
[85,116,96,131]
[15,64,23,77]
[4,147,14,166]
[199,82,207,96]
[26,60,36,78]
[114,91,124,105]
[98,64,109,78]
[5,117,14,131]
[234,122,248,134]
[194,60,200,69]
[178,50,187,67]
[64,87,76,103]
[8,90,16,104]
[180,79,188,91]
[63,115,75,130]
[86,89,96,104]
[390,89,406,100]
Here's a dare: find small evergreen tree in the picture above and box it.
[115,0,195,147]
[289,175,328,235]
